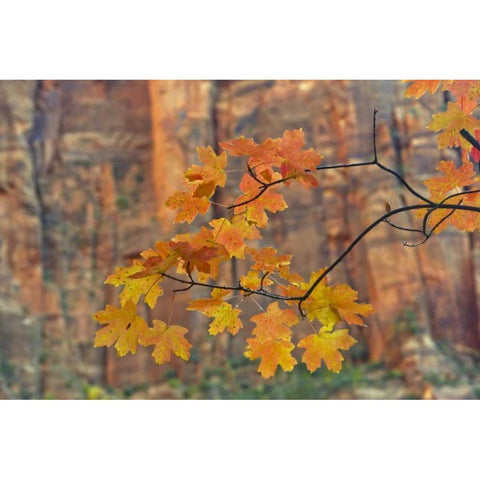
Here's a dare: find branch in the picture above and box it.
[227,109,434,213]
[404,203,461,247]
[297,202,480,315]
[147,201,480,316]
[460,129,480,152]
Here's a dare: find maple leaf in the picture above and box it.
[105,260,164,309]
[172,227,229,280]
[187,290,243,335]
[280,268,372,328]
[244,338,297,379]
[443,80,480,113]
[209,217,250,259]
[404,80,441,99]
[138,319,191,364]
[298,327,356,373]
[220,135,283,176]
[165,191,210,224]
[239,269,273,290]
[169,239,220,274]
[246,246,292,274]
[184,146,227,198]
[140,240,174,260]
[230,213,262,240]
[248,302,298,342]
[131,242,180,281]
[428,102,480,151]
[423,160,476,202]
[234,173,287,227]
[93,300,149,356]
[278,129,322,186]
[243,302,299,378]
[426,191,480,234]
[326,283,374,326]
[221,129,322,186]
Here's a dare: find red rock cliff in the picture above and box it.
[0,80,479,398]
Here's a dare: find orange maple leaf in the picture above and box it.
[426,190,480,234]
[234,173,287,227]
[428,102,480,151]
[278,129,322,186]
[209,217,252,259]
[443,80,480,113]
[248,302,298,342]
[423,160,476,202]
[246,246,292,273]
[244,338,297,379]
[170,238,221,274]
[165,191,210,224]
[93,300,149,356]
[138,319,191,364]
[139,240,174,260]
[221,129,322,186]
[298,327,356,373]
[184,146,227,198]
[220,135,282,176]
[404,80,441,99]
[171,227,229,280]
[243,302,299,378]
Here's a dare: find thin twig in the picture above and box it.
[384,218,425,235]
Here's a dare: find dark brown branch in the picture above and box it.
[142,201,480,316]
[384,218,425,235]
[297,202,480,315]
[138,111,480,318]
[404,203,461,247]
[227,109,434,213]
[460,129,480,152]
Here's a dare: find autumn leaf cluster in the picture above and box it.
[93,128,373,378]
[93,80,480,379]
[405,80,480,233]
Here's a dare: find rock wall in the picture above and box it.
[1,80,479,398]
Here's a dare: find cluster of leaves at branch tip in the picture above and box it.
[93,80,480,379]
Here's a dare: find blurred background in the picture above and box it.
[1,79,480,399]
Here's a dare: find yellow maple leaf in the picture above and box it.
[138,319,191,364]
[239,269,274,290]
[327,283,374,326]
[298,327,356,373]
[105,260,164,309]
[428,102,480,150]
[93,300,149,356]
[187,290,242,335]
[299,269,373,328]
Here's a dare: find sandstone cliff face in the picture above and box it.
[0,80,479,398]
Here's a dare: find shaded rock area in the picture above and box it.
[1,80,480,399]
